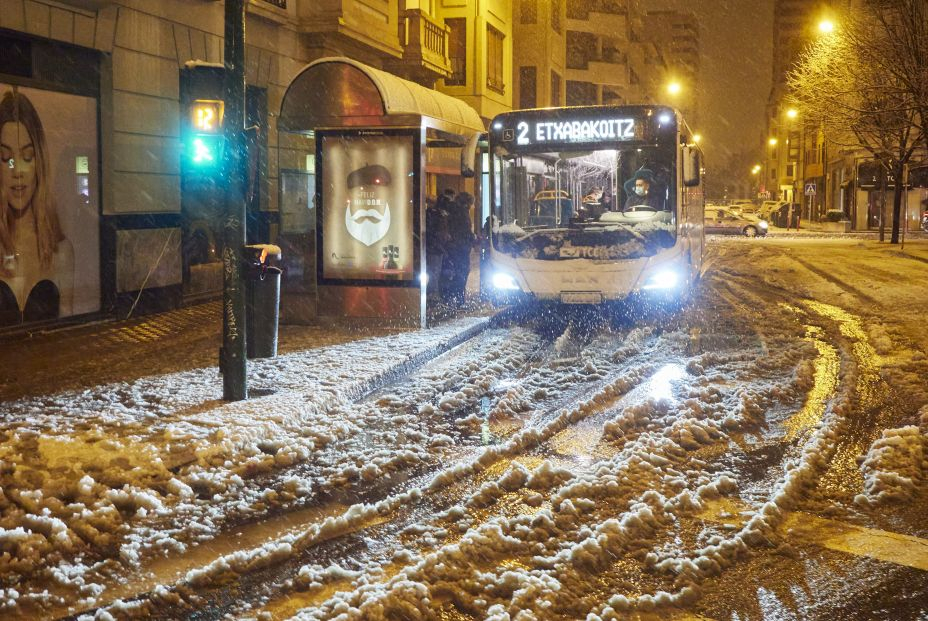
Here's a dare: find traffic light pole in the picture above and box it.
[221,0,248,401]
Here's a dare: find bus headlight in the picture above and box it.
[492,272,521,291]
[641,269,679,290]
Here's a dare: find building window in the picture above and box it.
[520,0,537,24]
[567,80,596,106]
[519,66,537,109]
[552,0,562,34]
[551,70,561,106]
[786,163,795,177]
[446,18,466,86]
[487,25,505,94]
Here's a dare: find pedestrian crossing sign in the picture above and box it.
[804,182,817,196]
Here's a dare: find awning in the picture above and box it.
[278,57,484,136]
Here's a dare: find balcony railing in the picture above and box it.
[399,9,452,78]
[567,51,627,70]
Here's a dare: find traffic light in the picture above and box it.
[184,99,224,172]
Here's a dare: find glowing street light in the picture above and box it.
[667,81,682,96]
[786,108,798,119]
[819,19,835,34]
[768,137,778,146]
[692,133,702,144]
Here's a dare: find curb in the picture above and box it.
[352,315,495,402]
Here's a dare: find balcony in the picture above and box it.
[386,9,452,84]
[565,51,628,87]
[566,64,628,88]
[566,11,627,38]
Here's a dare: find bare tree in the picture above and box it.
[788,0,927,243]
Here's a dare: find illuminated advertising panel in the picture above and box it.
[0,84,100,326]
[320,132,416,283]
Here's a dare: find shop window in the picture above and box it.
[446,18,467,86]
[487,25,505,94]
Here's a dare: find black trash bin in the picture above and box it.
[244,244,282,359]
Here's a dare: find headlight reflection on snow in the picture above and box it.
[803,300,889,497]
[646,363,686,402]
[784,323,839,442]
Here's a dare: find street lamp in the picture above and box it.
[667,81,682,96]
[692,133,702,144]
[786,108,798,119]
[818,19,835,34]
[768,137,778,146]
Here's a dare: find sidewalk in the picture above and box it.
[0,295,491,403]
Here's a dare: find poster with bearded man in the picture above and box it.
[320,133,415,282]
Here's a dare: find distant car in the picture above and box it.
[704,207,768,237]
[732,201,758,215]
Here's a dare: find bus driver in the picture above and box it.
[623,169,663,212]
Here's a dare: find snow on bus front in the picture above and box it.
[494,213,676,262]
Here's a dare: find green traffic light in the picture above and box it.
[187,134,223,169]
[192,137,214,164]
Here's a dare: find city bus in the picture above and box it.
[485,105,704,306]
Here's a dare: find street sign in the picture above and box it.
[804,182,816,196]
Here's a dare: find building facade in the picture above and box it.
[0,0,509,330]
[512,0,687,112]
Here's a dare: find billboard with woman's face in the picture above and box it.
[0,84,99,326]
[319,132,416,283]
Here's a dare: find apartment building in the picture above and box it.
[512,0,678,114]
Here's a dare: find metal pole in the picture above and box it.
[901,164,909,251]
[221,0,247,401]
[821,126,827,221]
[879,163,886,243]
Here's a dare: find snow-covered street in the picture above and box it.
[2,237,927,620]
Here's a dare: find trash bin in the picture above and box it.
[244,244,282,359]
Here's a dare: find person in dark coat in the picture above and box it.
[443,191,476,306]
[425,197,450,303]
[623,169,664,211]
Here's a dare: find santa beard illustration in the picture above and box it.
[345,201,391,247]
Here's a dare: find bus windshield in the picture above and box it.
[491,144,676,261]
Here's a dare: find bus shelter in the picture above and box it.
[277,57,484,328]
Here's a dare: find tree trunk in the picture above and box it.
[890,171,904,244]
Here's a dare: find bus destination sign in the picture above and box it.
[507,118,638,146]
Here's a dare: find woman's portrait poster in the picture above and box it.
[0,84,99,326]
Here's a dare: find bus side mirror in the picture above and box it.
[461,132,486,178]
[683,146,701,187]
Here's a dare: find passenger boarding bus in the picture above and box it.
[485,105,704,305]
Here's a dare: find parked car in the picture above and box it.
[704,207,768,237]
[733,201,759,215]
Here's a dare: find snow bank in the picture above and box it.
[856,425,928,506]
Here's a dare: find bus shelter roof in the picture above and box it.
[278,57,484,137]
